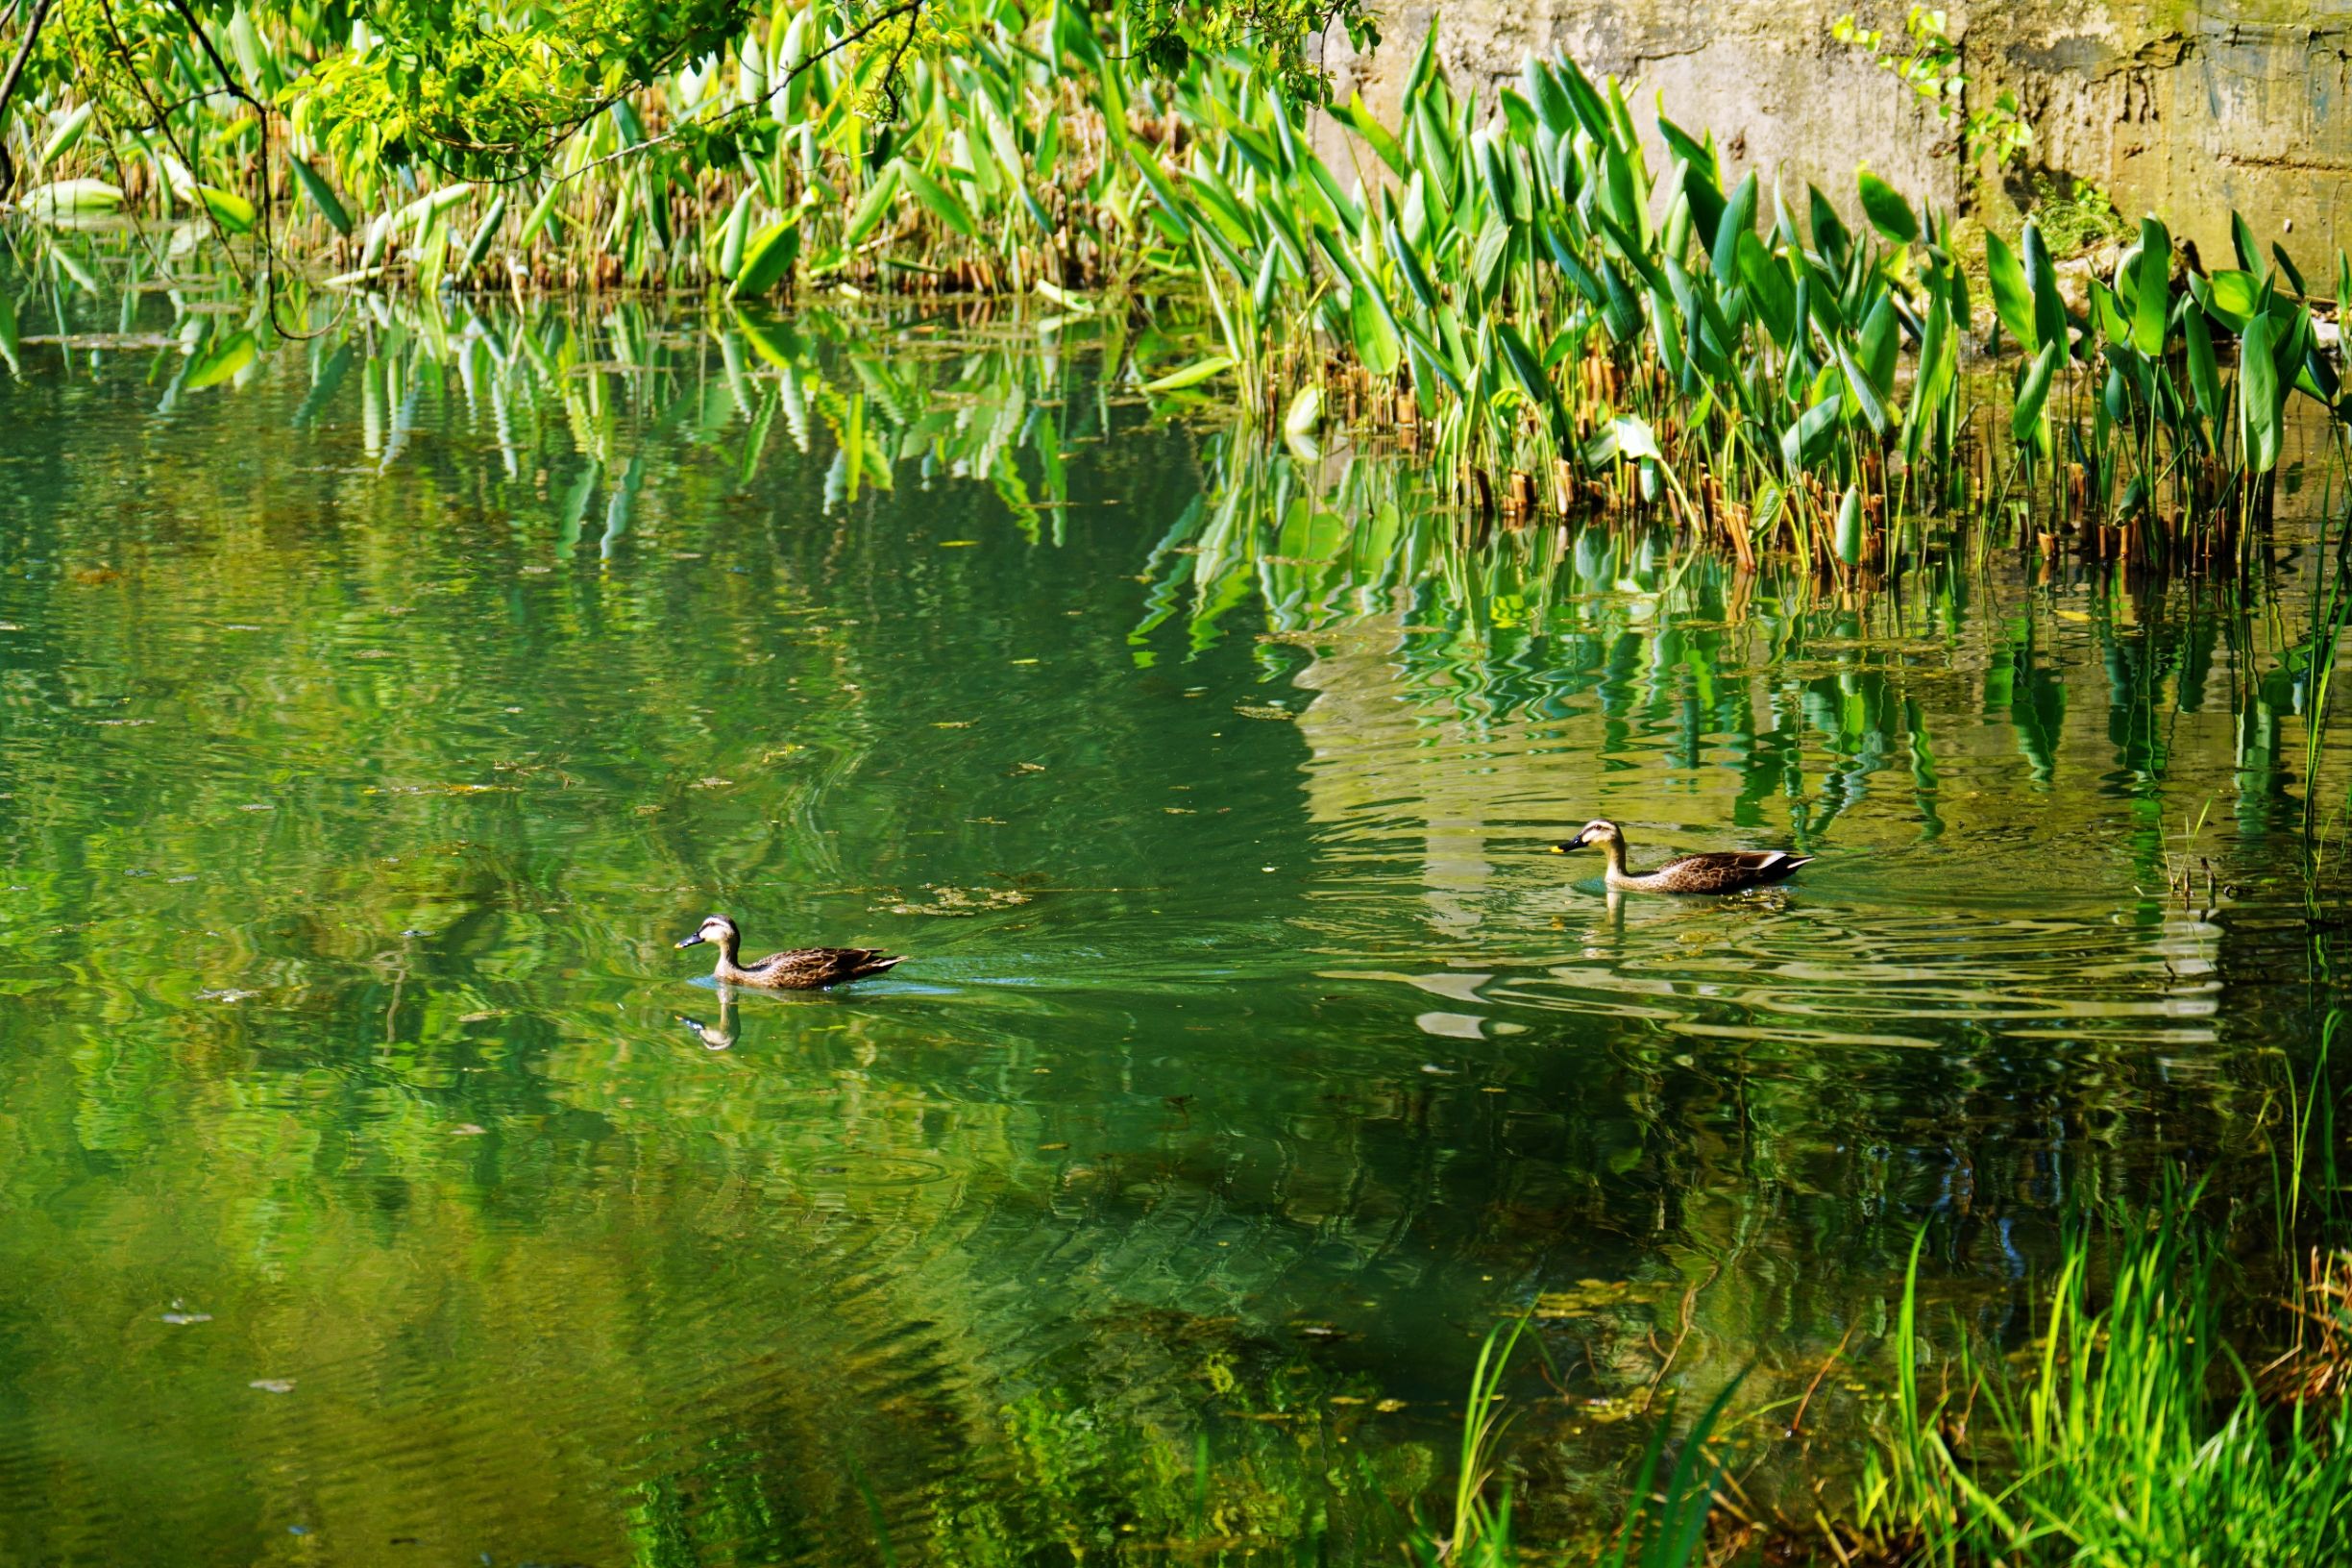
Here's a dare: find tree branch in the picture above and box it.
[0,0,61,196]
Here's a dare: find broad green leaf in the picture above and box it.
[728,216,801,298]
[1142,355,1234,393]
[1384,217,1438,310]
[1738,232,1795,346]
[1857,293,1899,395]
[454,193,504,278]
[1835,485,1865,564]
[1711,172,1756,286]
[1349,283,1401,377]
[2183,300,2221,426]
[2088,278,2129,347]
[1611,415,1662,463]
[1903,296,1954,466]
[2010,339,2061,446]
[192,184,257,235]
[1856,169,1917,246]
[1283,384,1322,438]
[19,179,123,215]
[897,161,976,239]
[2131,216,2169,356]
[1521,59,1574,136]
[1807,184,1851,274]
[716,188,756,281]
[184,330,257,390]
[290,157,352,235]
[2204,269,2262,331]
[843,164,901,247]
[2023,221,2068,357]
[37,103,95,173]
[1331,94,1409,180]
[1494,321,1556,420]
[1984,231,2034,351]
[1836,335,1891,435]
[2241,310,2281,473]
[1779,396,1842,471]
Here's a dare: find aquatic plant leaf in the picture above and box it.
[2088,278,2129,348]
[2202,269,2262,332]
[1807,185,1851,275]
[1142,355,1234,392]
[1331,94,1409,180]
[35,102,94,173]
[1710,172,1756,286]
[184,331,257,390]
[1521,59,1573,136]
[1737,232,1795,346]
[1835,484,1864,564]
[898,162,977,239]
[1349,284,1402,377]
[728,217,801,299]
[2232,209,2262,273]
[2132,216,2170,356]
[1902,295,1954,466]
[21,179,124,215]
[1835,336,1891,435]
[2011,338,2061,446]
[1779,396,1841,471]
[1554,55,1614,142]
[2240,313,2281,473]
[1384,218,1438,311]
[843,165,901,247]
[1856,169,1917,246]
[289,158,353,236]
[2023,220,2069,358]
[1984,231,2034,351]
[2183,299,2221,428]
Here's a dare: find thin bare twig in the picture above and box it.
[0,0,61,194]
[1788,1320,1859,1436]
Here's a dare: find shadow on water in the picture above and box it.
[0,280,2347,1564]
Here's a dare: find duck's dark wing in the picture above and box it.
[749,947,904,986]
[1657,850,1812,893]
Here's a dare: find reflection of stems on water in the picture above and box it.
[1643,1254,1724,1409]
[1787,1320,1858,1437]
[2301,447,2352,914]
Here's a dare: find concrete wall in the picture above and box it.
[1316,2,2352,265]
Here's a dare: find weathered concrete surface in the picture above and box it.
[1316,3,2352,263]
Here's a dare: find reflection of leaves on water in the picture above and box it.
[1533,1279,1660,1319]
[1233,703,1295,722]
[882,885,1034,917]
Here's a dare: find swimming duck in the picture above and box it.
[674,915,903,989]
[1553,819,1812,894]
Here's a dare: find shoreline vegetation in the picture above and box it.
[4,6,2350,576]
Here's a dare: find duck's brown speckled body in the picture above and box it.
[675,915,903,989]
[1554,819,1812,894]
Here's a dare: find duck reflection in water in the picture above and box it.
[675,986,740,1050]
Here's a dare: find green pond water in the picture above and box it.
[0,291,2347,1567]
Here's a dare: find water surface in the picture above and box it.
[0,290,2346,1565]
